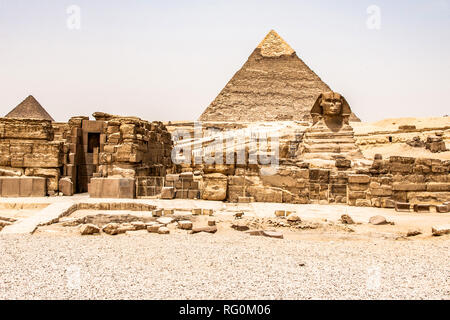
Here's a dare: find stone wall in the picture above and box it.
[176,155,450,207]
[0,118,63,196]
[0,113,173,198]
[66,113,174,198]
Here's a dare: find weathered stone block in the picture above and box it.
[0,118,53,140]
[30,177,47,196]
[335,158,351,168]
[247,186,283,203]
[381,198,396,208]
[348,183,369,191]
[19,177,34,197]
[0,177,20,197]
[392,183,427,191]
[355,199,371,207]
[348,191,367,199]
[427,183,450,192]
[348,174,370,184]
[160,187,175,199]
[88,178,135,199]
[59,178,74,196]
[261,174,297,188]
[201,173,227,201]
[413,204,430,213]
[389,156,415,164]
[370,187,393,197]
[432,225,450,236]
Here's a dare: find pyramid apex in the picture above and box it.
[257,30,295,57]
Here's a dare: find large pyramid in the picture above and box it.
[200,30,360,122]
[5,95,54,121]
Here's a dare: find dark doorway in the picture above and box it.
[88,132,100,153]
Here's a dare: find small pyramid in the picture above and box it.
[5,95,54,121]
[200,30,360,122]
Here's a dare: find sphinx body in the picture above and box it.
[300,92,362,162]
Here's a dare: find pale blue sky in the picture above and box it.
[0,0,449,122]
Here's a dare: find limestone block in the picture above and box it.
[158,226,170,234]
[389,156,415,164]
[293,169,309,180]
[0,177,20,197]
[348,174,370,184]
[348,183,370,191]
[120,123,136,137]
[201,173,227,201]
[165,174,179,182]
[381,198,395,208]
[102,223,124,235]
[25,168,59,192]
[59,177,74,196]
[0,142,11,166]
[255,230,282,239]
[111,166,135,178]
[432,225,450,236]
[370,187,393,197]
[261,174,297,188]
[80,224,100,235]
[0,118,53,140]
[247,186,283,203]
[335,158,351,168]
[427,182,450,192]
[88,178,136,199]
[407,192,450,204]
[227,185,245,202]
[389,163,413,174]
[413,204,431,213]
[340,214,354,224]
[369,215,388,225]
[392,183,427,191]
[160,187,175,199]
[177,220,193,230]
[190,226,217,234]
[348,191,367,199]
[180,172,194,180]
[0,166,23,177]
[436,205,449,213]
[355,199,371,207]
[203,164,235,175]
[131,221,146,230]
[187,190,199,199]
[309,169,330,183]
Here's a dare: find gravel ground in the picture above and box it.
[0,233,449,300]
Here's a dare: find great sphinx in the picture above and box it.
[300,91,362,162]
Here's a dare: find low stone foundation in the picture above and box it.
[88,178,135,199]
[0,176,47,197]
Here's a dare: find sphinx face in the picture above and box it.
[321,96,342,116]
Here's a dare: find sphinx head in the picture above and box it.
[321,92,343,116]
[311,92,351,124]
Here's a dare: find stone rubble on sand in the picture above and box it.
[80,224,100,235]
[431,225,450,236]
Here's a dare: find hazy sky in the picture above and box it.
[0,0,449,122]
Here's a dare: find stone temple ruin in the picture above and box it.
[0,96,173,198]
[0,30,449,213]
